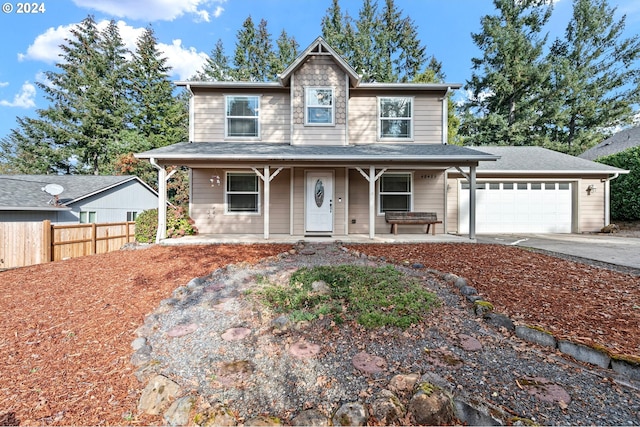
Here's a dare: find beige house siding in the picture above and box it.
[578,178,606,232]
[292,56,347,145]
[189,168,290,234]
[348,90,443,144]
[347,170,446,234]
[192,89,290,143]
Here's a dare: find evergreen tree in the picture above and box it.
[197,39,233,81]
[544,0,640,154]
[321,0,427,83]
[273,30,299,76]
[233,16,274,82]
[460,0,553,146]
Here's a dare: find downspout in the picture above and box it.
[186,84,195,218]
[602,173,620,226]
[440,87,451,145]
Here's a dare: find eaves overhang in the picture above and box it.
[135,142,500,164]
[0,206,72,211]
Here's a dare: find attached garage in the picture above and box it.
[458,181,573,233]
[447,146,628,235]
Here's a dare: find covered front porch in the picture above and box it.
[135,142,499,243]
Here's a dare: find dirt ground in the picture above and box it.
[0,238,639,425]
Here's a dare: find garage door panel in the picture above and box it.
[459,181,572,234]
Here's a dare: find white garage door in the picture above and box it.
[459,181,573,233]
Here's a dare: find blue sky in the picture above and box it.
[1,0,639,143]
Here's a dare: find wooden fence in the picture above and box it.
[0,221,136,269]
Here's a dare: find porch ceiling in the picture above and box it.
[135,142,499,166]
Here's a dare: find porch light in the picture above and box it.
[586,184,596,195]
[210,175,221,186]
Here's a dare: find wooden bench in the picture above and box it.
[385,212,442,235]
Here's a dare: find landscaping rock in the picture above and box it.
[460,285,478,296]
[454,277,467,289]
[558,340,611,369]
[407,383,455,426]
[352,351,387,374]
[138,375,181,415]
[271,315,290,334]
[198,403,237,426]
[519,377,571,405]
[289,340,320,359]
[244,415,282,426]
[483,312,515,331]
[332,402,368,426]
[458,334,482,351]
[411,262,425,269]
[291,409,329,426]
[311,280,331,294]
[221,327,251,341]
[388,373,420,395]
[453,398,502,426]
[166,323,198,338]
[515,325,557,348]
[131,337,147,351]
[371,390,405,424]
[611,357,640,380]
[163,396,194,426]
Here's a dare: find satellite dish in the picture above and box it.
[42,184,64,196]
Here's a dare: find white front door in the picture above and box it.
[306,172,333,233]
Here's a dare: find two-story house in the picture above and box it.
[136,37,625,241]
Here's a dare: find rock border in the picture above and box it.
[435,271,640,381]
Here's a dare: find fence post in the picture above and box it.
[91,223,97,255]
[42,220,52,263]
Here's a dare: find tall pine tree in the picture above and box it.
[544,0,640,154]
[460,0,553,146]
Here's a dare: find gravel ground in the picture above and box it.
[137,242,640,425]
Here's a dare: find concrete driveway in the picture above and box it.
[476,233,640,270]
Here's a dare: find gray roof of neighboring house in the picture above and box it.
[135,142,499,163]
[0,175,152,211]
[474,146,627,174]
[578,126,640,160]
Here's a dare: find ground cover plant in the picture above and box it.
[253,264,439,328]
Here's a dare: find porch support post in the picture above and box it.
[150,158,167,243]
[469,165,477,240]
[355,166,387,239]
[369,165,375,238]
[263,166,270,239]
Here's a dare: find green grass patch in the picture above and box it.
[254,264,439,328]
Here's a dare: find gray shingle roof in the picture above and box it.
[0,175,140,210]
[474,146,626,173]
[135,142,499,163]
[578,126,640,160]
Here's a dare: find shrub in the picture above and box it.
[596,146,640,221]
[134,207,198,243]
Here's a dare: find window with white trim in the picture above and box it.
[226,96,260,137]
[226,172,260,213]
[79,211,97,223]
[126,211,138,221]
[379,173,412,213]
[379,97,413,139]
[305,87,334,125]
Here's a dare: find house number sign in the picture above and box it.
[315,179,325,207]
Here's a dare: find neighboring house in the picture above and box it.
[135,37,625,240]
[0,175,159,223]
[579,125,640,161]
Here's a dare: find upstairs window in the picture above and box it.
[379,97,413,139]
[226,96,260,138]
[379,173,412,213]
[226,172,260,214]
[305,87,334,125]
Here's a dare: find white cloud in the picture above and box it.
[19,19,206,80]
[18,24,73,63]
[71,0,227,22]
[0,82,37,108]
[213,6,224,18]
[465,89,495,103]
[159,39,209,80]
[0,82,9,88]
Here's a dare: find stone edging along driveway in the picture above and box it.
[439,269,640,381]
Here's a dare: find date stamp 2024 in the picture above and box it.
[2,2,46,14]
